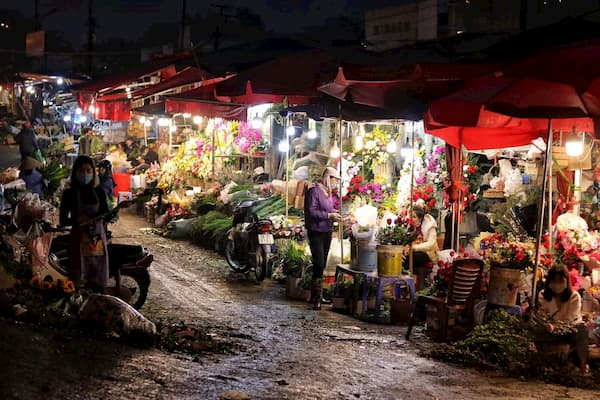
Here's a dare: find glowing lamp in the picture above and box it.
[565,137,584,157]
[306,129,317,140]
[329,143,340,158]
[386,140,397,153]
[158,118,170,127]
[286,126,296,136]
[278,140,289,153]
[193,115,202,124]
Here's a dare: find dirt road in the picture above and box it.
[2,213,599,399]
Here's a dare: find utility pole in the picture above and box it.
[87,0,94,74]
[34,0,40,30]
[180,0,187,50]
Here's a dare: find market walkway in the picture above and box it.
[109,214,600,399]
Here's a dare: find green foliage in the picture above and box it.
[426,309,600,389]
[277,239,310,278]
[39,159,69,200]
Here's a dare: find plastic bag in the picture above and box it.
[325,237,351,276]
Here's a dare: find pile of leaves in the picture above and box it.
[425,309,600,389]
[155,321,239,356]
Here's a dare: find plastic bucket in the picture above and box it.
[356,244,377,272]
[488,266,521,306]
[113,172,131,197]
[376,245,403,277]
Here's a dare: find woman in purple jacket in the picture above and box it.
[304,167,342,310]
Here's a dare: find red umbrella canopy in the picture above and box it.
[426,76,595,150]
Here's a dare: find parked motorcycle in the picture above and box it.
[225,199,274,281]
[3,192,157,310]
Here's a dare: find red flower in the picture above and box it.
[468,165,477,174]
[428,199,436,208]
[387,218,392,225]
[425,185,434,194]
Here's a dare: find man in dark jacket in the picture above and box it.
[15,121,39,161]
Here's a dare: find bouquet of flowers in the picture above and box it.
[377,211,417,246]
[480,233,534,271]
[234,122,262,154]
[412,184,436,211]
[342,175,391,206]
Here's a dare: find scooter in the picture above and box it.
[3,194,155,310]
[225,199,274,281]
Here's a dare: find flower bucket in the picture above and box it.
[376,245,403,277]
[488,266,521,306]
[356,242,377,272]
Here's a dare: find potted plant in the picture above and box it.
[480,233,533,307]
[376,211,417,277]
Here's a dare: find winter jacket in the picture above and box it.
[19,169,43,196]
[15,127,39,155]
[304,182,334,233]
[412,213,439,263]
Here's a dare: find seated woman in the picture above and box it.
[537,264,589,376]
[404,205,439,290]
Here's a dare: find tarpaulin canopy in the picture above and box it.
[164,98,246,121]
[215,49,339,105]
[97,66,223,102]
[93,100,131,122]
[279,94,425,122]
[318,62,501,109]
[72,53,192,109]
[132,101,171,116]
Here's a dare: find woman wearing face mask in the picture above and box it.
[60,155,110,292]
[538,265,589,376]
[304,166,342,310]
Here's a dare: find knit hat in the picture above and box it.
[322,166,340,180]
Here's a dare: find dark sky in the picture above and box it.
[0,0,395,47]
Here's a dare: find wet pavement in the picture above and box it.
[2,213,600,399]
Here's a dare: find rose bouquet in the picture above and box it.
[377,211,417,246]
[480,233,534,271]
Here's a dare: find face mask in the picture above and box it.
[77,173,93,185]
[550,282,567,294]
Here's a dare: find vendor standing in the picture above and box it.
[59,155,110,292]
[304,167,342,310]
[404,205,439,290]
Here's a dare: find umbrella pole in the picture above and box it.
[531,124,552,306]
[338,109,343,264]
[455,147,463,252]
[547,119,554,252]
[409,121,415,276]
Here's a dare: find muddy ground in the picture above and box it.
[1,213,600,399]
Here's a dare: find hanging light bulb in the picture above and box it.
[144,119,152,127]
[306,129,317,139]
[75,107,82,115]
[80,115,87,123]
[193,115,202,124]
[182,113,191,118]
[63,115,71,122]
[386,140,397,153]
[88,105,95,113]
[565,132,584,157]
[286,126,296,136]
[56,77,64,85]
[400,138,412,159]
[251,113,263,129]
[139,116,146,124]
[278,140,289,153]
[330,142,340,158]
[354,135,364,151]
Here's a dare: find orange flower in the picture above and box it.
[63,280,76,294]
[29,275,41,288]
